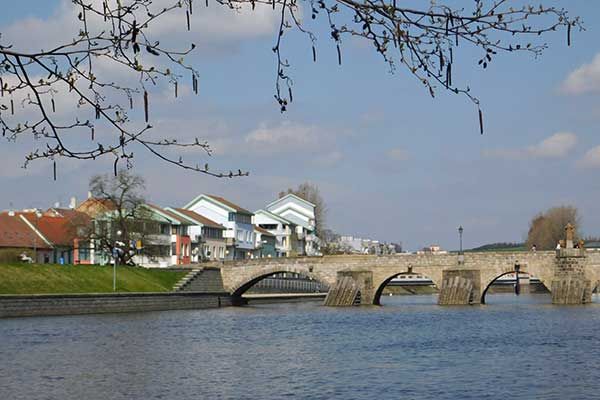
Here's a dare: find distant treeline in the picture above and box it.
[467,242,525,252]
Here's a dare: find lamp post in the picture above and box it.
[113,230,122,292]
[458,225,464,254]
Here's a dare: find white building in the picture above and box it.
[183,194,255,260]
[165,208,226,262]
[254,209,302,257]
[265,194,319,256]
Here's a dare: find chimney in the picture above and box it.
[88,191,92,199]
[69,197,77,209]
[8,210,15,216]
[54,202,60,208]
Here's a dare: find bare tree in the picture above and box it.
[85,170,162,265]
[279,182,326,234]
[1,1,581,176]
[526,205,580,250]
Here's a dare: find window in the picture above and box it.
[202,227,223,239]
[78,242,91,261]
[171,242,177,256]
[160,224,170,235]
[212,246,216,259]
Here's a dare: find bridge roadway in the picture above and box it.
[203,250,600,306]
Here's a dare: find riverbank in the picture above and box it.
[0,292,232,318]
[0,263,185,294]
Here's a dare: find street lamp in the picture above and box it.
[458,225,464,254]
[113,230,122,291]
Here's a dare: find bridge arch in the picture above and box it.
[229,266,331,305]
[480,262,551,304]
[372,269,443,306]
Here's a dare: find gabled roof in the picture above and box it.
[266,193,316,209]
[0,213,51,249]
[254,226,275,237]
[143,204,192,225]
[21,211,89,247]
[166,208,225,229]
[184,194,253,215]
[76,197,117,217]
[254,209,295,226]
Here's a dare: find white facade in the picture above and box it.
[183,194,255,260]
[265,194,319,256]
[254,209,301,257]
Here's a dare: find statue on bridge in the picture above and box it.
[565,223,575,249]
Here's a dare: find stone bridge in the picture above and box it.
[206,249,600,306]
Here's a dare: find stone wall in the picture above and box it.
[0,292,232,318]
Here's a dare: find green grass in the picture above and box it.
[0,263,187,294]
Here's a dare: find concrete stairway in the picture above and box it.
[323,276,361,306]
[173,268,202,292]
[174,267,226,293]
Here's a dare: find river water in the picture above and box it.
[2,293,600,400]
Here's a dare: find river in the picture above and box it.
[2,293,600,400]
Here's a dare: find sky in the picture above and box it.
[1,1,600,251]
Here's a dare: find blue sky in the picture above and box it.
[1,1,600,251]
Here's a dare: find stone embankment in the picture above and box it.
[0,292,232,318]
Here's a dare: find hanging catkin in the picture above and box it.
[0,77,3,97]
[91,128,95,141]
[337,44,342,65]
[175,81,178,98]
[143,90,149,122]
[53,161,57,181]
[312,46,316,62]
[51,98,56,113]
[186,11,190,31]
[478,108,484,135]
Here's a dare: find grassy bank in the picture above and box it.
[0,263,186,294]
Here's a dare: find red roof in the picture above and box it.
[172,208,225,229]
[0,213,51,249]
[206,195,252,215]
[21,211,90,247]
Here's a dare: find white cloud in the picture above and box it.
[528,132,578,158]
[244,121,326,154]
[387,147,410,161]
[0,0,277,53]
[483,132,577,160]
[577,145,600,169]
[561,53,600,95]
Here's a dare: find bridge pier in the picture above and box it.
[323,270,374,306]
[551,248,592,304]
[438,270,481,305]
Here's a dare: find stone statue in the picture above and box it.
[565,223,575,249]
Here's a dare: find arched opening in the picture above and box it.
[481,269,550,305]
[373,272,438,306]
[231,271,330,306]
